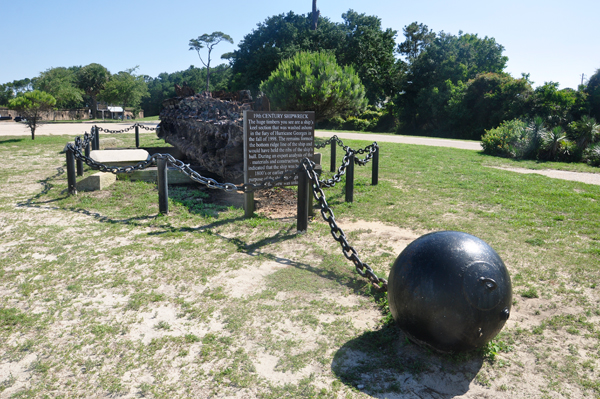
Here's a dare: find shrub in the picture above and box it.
[538,126,567,161]
[343,116,371,131]
[260,51,367,121]
[584,143,600,166]
[568,115,600,149]
[481,119,528,157]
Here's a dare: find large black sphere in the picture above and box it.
[387,231,512,353]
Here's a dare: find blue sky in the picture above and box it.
[1,0,598,89]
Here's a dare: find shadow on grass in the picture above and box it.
[0,138,26,145]
[332,322,483,398]
[20,166,379,295]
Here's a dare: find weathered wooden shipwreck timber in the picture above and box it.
[158,90,270,183]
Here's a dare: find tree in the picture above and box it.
[528,82,587,128]
[228,10,400,104]
[34,67,84,109]
[398,22,435,62]
[77,63,110,119]
[229,12,346,93]
[446,72,533,139]
[8,90,56,139]
[0,84,14,106]
[189,32,234,92]
[100,67,148,119]
[396,27,508,134]
[141,65,232,116]
[260,51,367,121]
[336,10,402,104]
[585,68,600,121]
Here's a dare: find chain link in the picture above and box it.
[315,135,378,167]
[67,131,385,291]
[301,158,388,292]
[95,123,157,134]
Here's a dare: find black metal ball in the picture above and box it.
[387,231,512,353]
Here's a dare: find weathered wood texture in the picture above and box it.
[159,94,251,183]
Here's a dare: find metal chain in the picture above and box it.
[136,124,157,131]
[153,154,239,191]
[301,158,388,292]
[354,143,378,166]
[319,149,353,188]
[95,123,156,134]
[67,135,386,291]
[67,142,156,173]
[315,135,378,166]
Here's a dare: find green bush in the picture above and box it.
[343,116,371,131]
[584,143,600,166]
[538,126,567,161]
[260,51,367,121]
[481,119,528,157]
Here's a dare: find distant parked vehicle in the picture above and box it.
[14,116,25,122]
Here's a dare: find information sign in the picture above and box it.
[243,111,315,186]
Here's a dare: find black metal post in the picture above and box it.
[76,155,83,177]
[330,142,336,173]
[91,126,98,150]
[95,126,100,150]
[372,145,379,186]
[66,148,77,195]
[297,169,309,232]
[135,125,140,148]
[85,140,90,158]
[157,157,169,214]
[244,191,255,218]
[345,152,355,203]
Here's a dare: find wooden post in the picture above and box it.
[297,170,309,232]
[345,153,355,203]
[135,125,140,148]
[157,157,169,214]
[66,148,77,195]
[372,145,379,186]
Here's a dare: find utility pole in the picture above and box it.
[311,0,319,30]
[581,73,586,86]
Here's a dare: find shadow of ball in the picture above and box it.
[388,231,512,353]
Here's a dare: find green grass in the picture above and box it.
[0,132,598,397]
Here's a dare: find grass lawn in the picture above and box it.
[0,131,598,398]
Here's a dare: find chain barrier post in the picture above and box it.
[345,152,355,203]
[85,138,90,158]
[244,191,254,218]
[157,157,169,214]
[76,155,83,177]
[91,126,97,150]
[66,148,77,195]
[297,167,309,232]
[372,145,379,186]
[330,142,336,173]
[135,125,140,148]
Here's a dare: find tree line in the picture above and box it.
[1,64,148,120]
[2,8,599,147]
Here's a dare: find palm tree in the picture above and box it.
[570,115,600,149]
